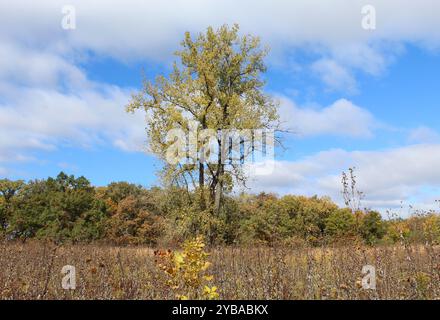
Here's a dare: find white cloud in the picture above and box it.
[0,37,148,167]
[3,1,440,54]
[249,144,440,213]
[309,43,400,93]
[0,1,439,71]
[329,43,394,76]
[311,59,358,93]
[408,126,440,144]
[0,42,86,89]
[0,85,148,164]
[279,97,375,138]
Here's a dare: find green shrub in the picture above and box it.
[325,208,356,238]
[360,211,386,245]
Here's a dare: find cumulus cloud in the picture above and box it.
[279,97,376,138]
[0,1,439,79]
[0,42,86,89]
[0,47,148,166]
[249,144,440,213]
[2,1,440,56]
[309,43,398,93]
[0,24,148,167]
[311,59,358,94]
[0,86,147,161]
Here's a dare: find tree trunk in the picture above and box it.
[213,133,225,216]
[214,179,222,215]
[198,162,206,210]
[198,162,204,188]
[214,163,224,215]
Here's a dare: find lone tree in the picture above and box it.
[127,24,279,213]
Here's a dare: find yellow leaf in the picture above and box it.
[174,252,185,265]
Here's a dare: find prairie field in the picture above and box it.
[1,241,439,300]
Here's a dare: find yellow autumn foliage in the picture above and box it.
[154,236,219,300]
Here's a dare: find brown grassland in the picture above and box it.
[1,241,439,300]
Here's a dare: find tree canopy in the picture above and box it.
[1,172,438,246]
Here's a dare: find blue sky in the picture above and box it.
[1,0,440,213]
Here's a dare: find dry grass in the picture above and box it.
[1,241,440,300]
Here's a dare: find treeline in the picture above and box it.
[1,172,439,246]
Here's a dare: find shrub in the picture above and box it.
[422,215,440,244]
[325,208,356,238]
[385,220,411,243]
[107,195,164,245]
[238,193,292,245]
[360,211,386,245]
[279,195,338,242]
[154,236,218,300]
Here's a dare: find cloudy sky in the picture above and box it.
[1,0,439,213]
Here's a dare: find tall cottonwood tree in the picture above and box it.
[127,24,279,212]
